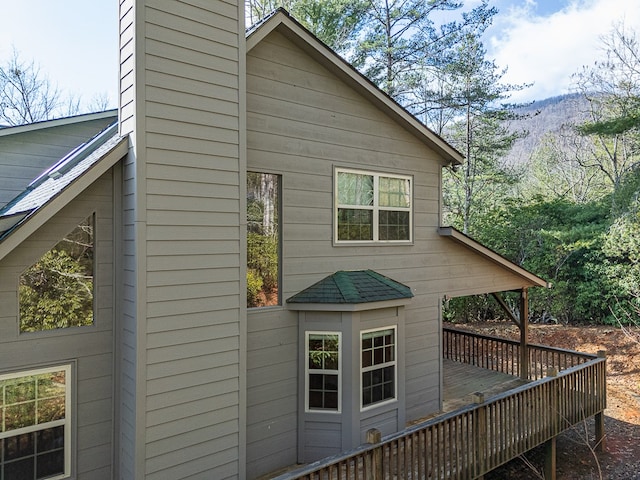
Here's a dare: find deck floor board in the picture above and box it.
[442,359,529,412]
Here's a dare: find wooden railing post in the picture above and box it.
[472,392,486,479]
[547,367,559,436]
[366,428,383,480]
[519,288,529,380]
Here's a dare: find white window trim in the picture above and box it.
[0,364,72,479]
[360,326,397,411]
[305,331,342,414]
[334,167,413,244]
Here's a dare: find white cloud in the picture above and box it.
[487,0,640,102]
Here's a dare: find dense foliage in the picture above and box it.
[247,172,280,307]
[19,219,94,331]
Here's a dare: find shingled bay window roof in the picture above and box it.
[287,270,413,309]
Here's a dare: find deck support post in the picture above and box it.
[519,288,529,380]
[595,412,606,452]
[544,437,557,480]
[595,350,607,453]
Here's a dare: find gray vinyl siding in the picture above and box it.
[0,116,117,207]
[117,1,138,478]
[246,308,298,478]
[118,0,244,478]
[0,170,115,479]
[246,29,537,476]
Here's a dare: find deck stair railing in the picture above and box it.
[273,327,606,480]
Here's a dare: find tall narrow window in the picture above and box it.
[361,327,396,408]
[335,168,411,243]
[0,365,71,479]
[306,332,340,412]
[247,172,280,307]
[20,215,94,332]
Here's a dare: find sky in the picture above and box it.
[1,0,639,111]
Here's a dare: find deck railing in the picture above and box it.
[273,328,606,480]
[443,327,598,380]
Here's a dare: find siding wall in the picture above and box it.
[245,29,535,476]
[118,0,245,478]
[0,116,117,207]
[0,170,116,479]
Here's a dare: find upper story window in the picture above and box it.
[19,215,94,333]
[306,332,341,412]
[335,168,412,243]
[247,172,281,308]
[361,327,396,409]
[0,364,71,479]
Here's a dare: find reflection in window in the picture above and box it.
[247,172,280,307]
[336,169,411,243]
[307,332,340,411]
[20,215,94,332]
[361,328,396,408]
[0,365,70,479]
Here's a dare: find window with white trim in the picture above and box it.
[361,327,396,408]
[0,365,71,479]
[335,168,412,243]
[306,332,341,412]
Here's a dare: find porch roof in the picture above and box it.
[438,226,550,289]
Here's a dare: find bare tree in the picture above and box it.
[572,22,640,192]
[0,48,80,126]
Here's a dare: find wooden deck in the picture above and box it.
[272,328,607,480]
[442,359,528,412]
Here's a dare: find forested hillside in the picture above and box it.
[503,94,588,166]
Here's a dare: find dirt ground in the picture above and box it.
[448,321,640,480]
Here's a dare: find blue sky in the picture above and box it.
[1,0,638,110]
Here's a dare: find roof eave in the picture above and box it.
[438,226,550,289]
[0,135,129,262]
[287,297,412,312]
[0,109,118,137]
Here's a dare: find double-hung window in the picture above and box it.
[0,365,71,479]
[361,327,396,408]
[306,332,341,412]
[335,168,412,243]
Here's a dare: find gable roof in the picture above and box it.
[438,226,550,288]
[0,121,127,261]
[246,9,464,166]
[0,110,118,137]
[287,270,413,311]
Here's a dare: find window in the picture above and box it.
[335,169,411,243]
[306,332,340,412]
[361,327,396,408]
[0,365,71,479]
[20,215,94,332]
[247,172,281,308]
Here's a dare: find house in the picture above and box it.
[0,3,603,480]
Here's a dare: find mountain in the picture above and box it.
[503,93,589,166]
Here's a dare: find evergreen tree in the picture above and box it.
[439,32,526,234]
[246,0,369,54]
